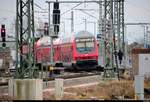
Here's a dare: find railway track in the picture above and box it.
[0,71,101,86]
[43,71,101,81]
[42,71,102,89]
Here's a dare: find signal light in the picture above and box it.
[54,25,59,33]
[1,29,6,38]
[1,24,6,47]
[53,9,60,25]
[53,1,60,34]
[44,23,49,36]
[2,43,6,47]
[1,25,5,28]
[54,2,59,9]
[1,29,5,33]
[2,38,5,42]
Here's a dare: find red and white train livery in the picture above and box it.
[53,31,99,69]
[35,31,99,70]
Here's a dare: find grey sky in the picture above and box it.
[0,0,150,44]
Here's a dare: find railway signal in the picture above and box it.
[53,1,60,35]
[1,24,6,47]
[44,22,49,36]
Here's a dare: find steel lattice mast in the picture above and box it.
[103,0,115,78]
[113,0,120,78]
[113,0,124,79]
[101,0,125,78]
[16,0,37,78]
[114,0,119,49]
[119,0,125,55]
[113,0,124,52]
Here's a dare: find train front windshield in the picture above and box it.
[76,38,95,53]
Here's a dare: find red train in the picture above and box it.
[35,36,51,63]
[35,31,99,70]
[35,36,51,70]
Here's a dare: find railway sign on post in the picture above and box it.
[52,1,60,38]
[44,22,49,36]
[1,24,6,48]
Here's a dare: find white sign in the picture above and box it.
[139,54,150,75]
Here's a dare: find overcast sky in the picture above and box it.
[0,0,150,44]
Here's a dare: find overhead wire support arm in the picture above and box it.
[46,0,122,4]
[60,3,83,15]
[78,9,98,20]
[46,1,100,3]
[125,23,150,25]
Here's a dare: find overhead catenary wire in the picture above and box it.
[34,2,46,11]
[75,22,85,26]
[76,9,98,20]
[61,3,83,15]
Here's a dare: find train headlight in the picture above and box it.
[49,66,54,71]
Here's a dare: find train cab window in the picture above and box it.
[86,42,94,48]
[76,42,84,48]
[76,43,85,53]
[76,38,95,53]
